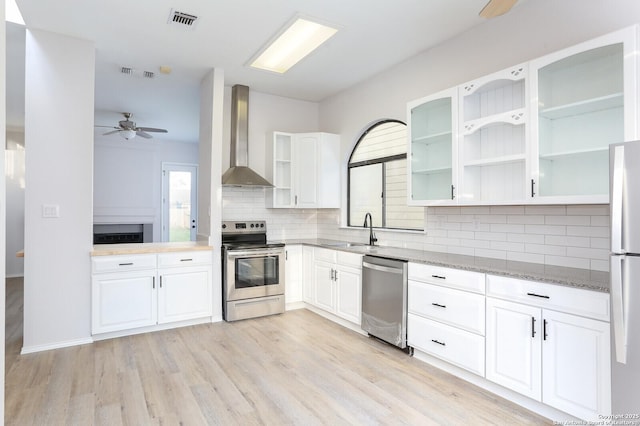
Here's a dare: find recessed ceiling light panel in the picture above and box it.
[249,17,338,74]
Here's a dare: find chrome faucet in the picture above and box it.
[363,212,377,246]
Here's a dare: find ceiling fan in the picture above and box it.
[96,112,168,140]
[479,0,518,18]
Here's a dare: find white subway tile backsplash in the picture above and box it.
[566,205,609,216]
[525,205,567,215]
[507,251,545,264]
[591,259,610,272]
[223,193,611,272]
[475,248,507,260]
[590,216,609,227]
[490,223,525,233]
[545,215,590,226]
[507,215,545,225]
[525,243,566,256]
[545,235,591,248]
[566,226,609,238]
[475,231,507,241]
[507,233,545,244]
[545,255,590,269]
[524,224,566,235]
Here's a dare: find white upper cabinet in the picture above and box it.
[266,132,341,208]
[458,64,529,204]
[530,26,638,204]
[408,88,458,205]
[406,25,638,205]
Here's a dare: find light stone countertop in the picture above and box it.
[91,241,213,256]
[276,239,610,293]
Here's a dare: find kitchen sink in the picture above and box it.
[323,241,367,248]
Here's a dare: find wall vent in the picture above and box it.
[168,9,199,29]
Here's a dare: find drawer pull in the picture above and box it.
[431,339,446,346]
[180,258,193,262]
[526,292,550,299]
[543,319,548,341]
[431,303,447,308]
[152,276,155,289]
[118,262,134,266]
[431,275,446,280]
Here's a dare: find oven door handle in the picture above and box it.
[226,249,283,258]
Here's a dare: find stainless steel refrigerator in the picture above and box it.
[609,141,640,414]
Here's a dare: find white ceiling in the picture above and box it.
[9,0,518,143]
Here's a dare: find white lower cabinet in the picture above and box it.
[486,275,611,420]
[407,263,486,375]
[92,268,157,334]
[92,250,213,336]
[309,248,362,325]
[302,246,315,304]
[284,245,303,305]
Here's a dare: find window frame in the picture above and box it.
[347,119,423,231]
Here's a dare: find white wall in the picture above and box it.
[23,29,95,352]
[93,137,198,241]
[5,130,25,277]
[317,0,640,271]
[1,0,7,417]
[221,88,320,176]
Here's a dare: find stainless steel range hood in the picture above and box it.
[222,85,273,187]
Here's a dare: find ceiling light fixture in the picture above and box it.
[120,129,136,140]
[249,17,338,74]
[5,0,25,25]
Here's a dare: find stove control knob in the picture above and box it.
[222,224,226,229]
[250,223,254,228]
[260,223,264,228]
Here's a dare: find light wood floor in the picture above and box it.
[5,278,550,425]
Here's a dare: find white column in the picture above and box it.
[23,29,95,352]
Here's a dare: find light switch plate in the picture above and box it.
[42,204,60,218]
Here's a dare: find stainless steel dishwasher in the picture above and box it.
[361,255,408,350]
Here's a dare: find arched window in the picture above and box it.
[348,120,423,230]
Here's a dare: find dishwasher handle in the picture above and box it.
[362,261,403,275]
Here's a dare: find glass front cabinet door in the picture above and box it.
[530,26,638,203]
[407,88,458,206]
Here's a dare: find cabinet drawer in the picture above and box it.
[338,252,363,269]
[409,263,485,294]
[408,313,485,376]
[92,254,157,274]
[157,250,212,268]
[487,275,610,321]
[408,281,485,335]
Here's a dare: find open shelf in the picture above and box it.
[412,131,452,145]
[463,154,526,167]
[539,147,608,161]
[412,166,451,175]
[539,93,623,120]
[461,108,526,135]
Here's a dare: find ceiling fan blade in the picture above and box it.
[479,0,517,18]
[137,127,168,133]
[95,125,119,129]
[102,130,121,136]
[136,130,153,139]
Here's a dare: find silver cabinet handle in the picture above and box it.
[119,262,134,266]
[431,339,446,346]
[431,303,446,308]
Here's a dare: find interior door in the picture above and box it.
[162,163,198,242]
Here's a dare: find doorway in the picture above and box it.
[161,163,198,242]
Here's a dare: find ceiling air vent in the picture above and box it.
[143,71,155,79]
[168,9,199,29]
[121,67,134,75]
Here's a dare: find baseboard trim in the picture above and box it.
[92,317,213,342]
[411,349,579,423]
[21,337,94,354]
[6,273,24,279]
[303,304,366,336]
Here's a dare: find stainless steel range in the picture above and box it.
[222,220,285,321]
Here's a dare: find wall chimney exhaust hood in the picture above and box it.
[222,85,273,187]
